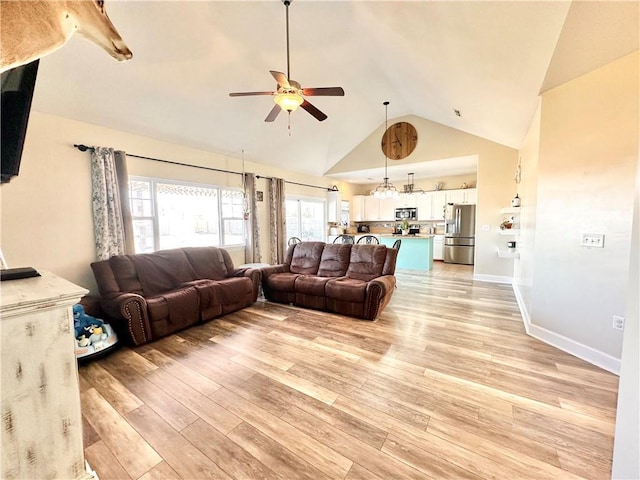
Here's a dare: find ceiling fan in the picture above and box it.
[229,0,344,123]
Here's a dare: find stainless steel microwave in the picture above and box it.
[395,207,418,221]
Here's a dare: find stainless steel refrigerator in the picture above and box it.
[444,203,476,265]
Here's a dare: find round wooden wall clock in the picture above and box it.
[381,122,418,160]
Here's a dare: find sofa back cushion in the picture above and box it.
[345,245,388,281]
[382,247,398,276]
[183,247,230,280]
[108,255,144,295]
[122,249,198,296]
[289,242,325,275]
[91,259,125,297]
[317,244,351,277]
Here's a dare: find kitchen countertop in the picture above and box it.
[378,234,434,239]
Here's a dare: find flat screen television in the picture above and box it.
[1,59,39,184]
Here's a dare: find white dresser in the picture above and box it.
[1,271,92,479]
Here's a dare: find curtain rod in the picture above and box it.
[256,175,338,192]
[74,144,338,192]
[74,144,241,176]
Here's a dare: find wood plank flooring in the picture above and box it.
[79,263,618,480]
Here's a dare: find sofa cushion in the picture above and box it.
[266,272,300,292]
[289,242,325,275]
[294,275,337,311]
[195,277,253,320]
[145,286,200,338]
[183,247,229,280]
[129,249,198,295]
[317,244,351,277]
[345,245,387,282]
[295,275,334,296]
[108,255,144,295]
[325,277,368,303]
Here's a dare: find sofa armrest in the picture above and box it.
[259,264,288,279]
[363,275,397,320]
[230,267,262,302]
[100,293,152,346]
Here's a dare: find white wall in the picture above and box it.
[327,114,518,280]
[612,143,639,479]
[519,52,639,369]
[0,112,338,292]
[513,101,541,320]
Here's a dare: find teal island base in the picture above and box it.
[379,235,433,271]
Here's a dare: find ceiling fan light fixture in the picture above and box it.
[274,91,304,112]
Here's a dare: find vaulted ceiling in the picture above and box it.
[31,1,639,179]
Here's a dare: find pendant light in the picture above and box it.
[403,172,424,194]
[371,101,398,199]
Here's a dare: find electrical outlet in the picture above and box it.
[613,315,625,331]
[581,233,605,248]
[482,225,490,231]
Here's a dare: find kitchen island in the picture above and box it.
[379,234,434,271]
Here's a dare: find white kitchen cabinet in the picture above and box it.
[351,195,365,222]
[433,235,444,260]
[379,197,397,221]
[447,189,466,205]
[397,193,417,208]
[416,193,433,220]
[447,188,477,205]
[431,191,448,220]
[326,191,341,223]
[364,196,380,220]
[464,188,477,204]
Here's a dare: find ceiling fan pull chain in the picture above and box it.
[288,112,292,136]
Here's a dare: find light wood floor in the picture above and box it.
[79,263,618,480]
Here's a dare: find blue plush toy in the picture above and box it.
[73,304,107,346]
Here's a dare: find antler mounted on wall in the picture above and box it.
[0,0,132,74]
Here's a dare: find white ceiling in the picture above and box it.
[30,1,638,180]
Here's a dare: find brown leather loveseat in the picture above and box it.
[260,242,397,320]
[91,247,261,345]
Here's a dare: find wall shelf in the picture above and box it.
[500,207,521,214]
[499,229,519,235]
[497,247,519,259]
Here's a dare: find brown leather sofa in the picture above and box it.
[260,242,397,320]
[91,247,261,345]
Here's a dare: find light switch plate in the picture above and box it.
[482,225,490,231]
[581,233,604,248]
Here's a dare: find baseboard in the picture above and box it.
[472,273,513,284]
[512,283,531,326]
[512,283,621,375]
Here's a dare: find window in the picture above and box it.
[285,197,326,246]
[130,177,244,253]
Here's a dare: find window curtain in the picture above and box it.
[244,173,261,263]
[90,147,134,260]
[268,177,286,264]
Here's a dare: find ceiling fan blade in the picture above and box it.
[270,70,290,88]
[301,100,327,122]
[265,104,281,122]
[302,87,345,97]
[229,91,275,97]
